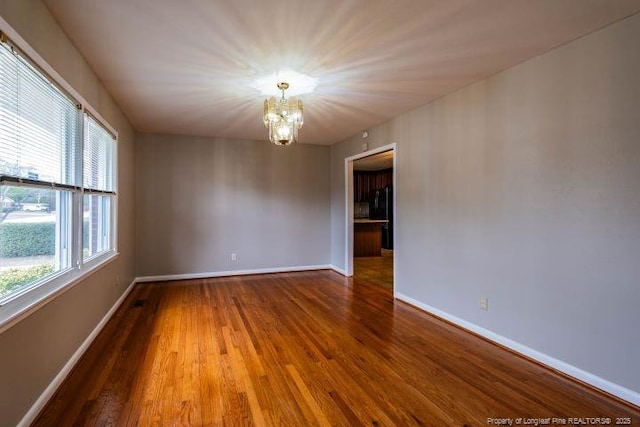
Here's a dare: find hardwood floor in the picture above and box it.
[34,271,639,426]
[354,249,394,290]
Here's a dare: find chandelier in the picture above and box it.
[263,82,304,146]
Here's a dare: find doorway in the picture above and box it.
[345,144,396,295]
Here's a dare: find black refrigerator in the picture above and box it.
[369,185,393,250]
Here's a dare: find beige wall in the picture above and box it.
[136,133,330,277]
[0,1,136,425]
[331,14,640,395]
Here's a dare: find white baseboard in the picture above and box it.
[396,293,640,408]
[135,264,333,283]
[330,265,348,276]
[18,279,137,427]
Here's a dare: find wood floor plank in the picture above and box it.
[32,271,640,426]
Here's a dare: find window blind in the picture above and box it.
[0,39,80,188]
[83,113,115,194]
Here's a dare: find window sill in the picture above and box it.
[0,251,119,334]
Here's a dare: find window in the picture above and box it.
[83,193,112,260]
[0,30,117,314]
[83,114,116,261]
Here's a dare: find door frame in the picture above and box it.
[344,143,396,295]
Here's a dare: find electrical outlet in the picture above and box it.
[479,297,489,311]
[231,253,237,261]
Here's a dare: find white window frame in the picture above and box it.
[0,18,118,333]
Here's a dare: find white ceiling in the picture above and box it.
[354,150,394,171]
[43,0,640,145]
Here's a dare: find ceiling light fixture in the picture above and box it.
[263,82,303,146]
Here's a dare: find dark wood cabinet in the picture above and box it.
[353,168,392,202]
[354,221,387,257]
